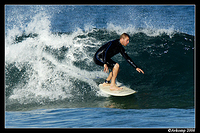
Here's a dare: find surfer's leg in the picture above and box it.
[103,72,112,86]
[105,67,120,83]
[103,59,116,86]
[106,72,112,81]
[110,63,122,91]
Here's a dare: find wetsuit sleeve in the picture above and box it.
[102,42,112,64]
[120,47,138,69]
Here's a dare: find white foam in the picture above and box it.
[106,22,176,37]
[6,12,109,105]
[6,10,177,104]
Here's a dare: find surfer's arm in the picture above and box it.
[104,64,109,73]
[120,48,144,74]
[102,41,113,65]
[120,48,138,69]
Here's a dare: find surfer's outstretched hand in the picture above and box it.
[136,68,144,74]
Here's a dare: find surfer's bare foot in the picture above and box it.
[110,85,123,91]
[103,82,111,87]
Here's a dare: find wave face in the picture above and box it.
[5,5,194,111]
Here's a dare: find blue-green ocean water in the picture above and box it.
[5,5,195,128]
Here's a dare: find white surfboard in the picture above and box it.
[99,83,137,96]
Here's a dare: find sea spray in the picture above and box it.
[5,12,109,111]
[5,6,194,111]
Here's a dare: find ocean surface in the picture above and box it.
[5,5,195,128]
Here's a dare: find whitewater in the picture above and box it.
[5,5,195,128]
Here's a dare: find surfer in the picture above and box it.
[93,33,144,91]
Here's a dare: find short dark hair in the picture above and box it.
[120,33,130,39]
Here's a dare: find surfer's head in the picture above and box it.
[120,33,130,46]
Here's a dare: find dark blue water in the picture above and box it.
[5,5,195,128]
[6,108,194,128]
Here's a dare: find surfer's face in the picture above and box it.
[121,37,129,46]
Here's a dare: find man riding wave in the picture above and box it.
[93,33,144,91]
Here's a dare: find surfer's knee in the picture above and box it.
[114,63,119,69]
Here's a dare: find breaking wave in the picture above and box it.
[5,12,194,111]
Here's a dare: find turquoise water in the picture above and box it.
[5,5,195,128]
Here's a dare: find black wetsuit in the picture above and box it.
[93,39,138,69]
